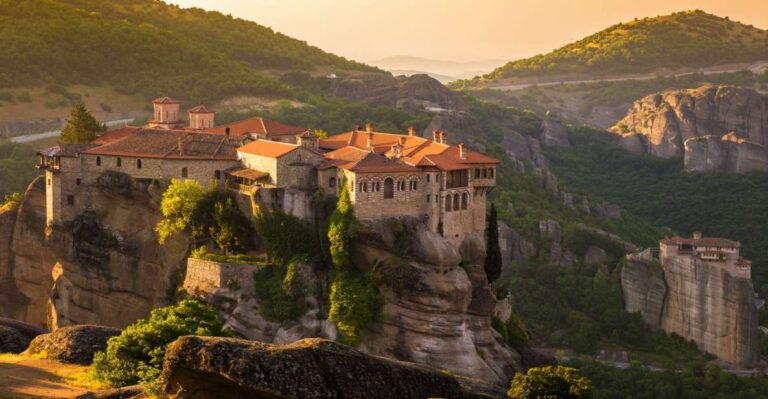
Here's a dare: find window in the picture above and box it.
[384,178,394,199]
[482,168,487,178]
[475,168,481,178]
[426,195,430,203]
[445,195,451,211]
[489,168,494,178]
[373,181,380,192]
[137,159,142,169]
[116,158,122,167]
[453,193,460,211]
[215,170,221,180]
[397,180,406,191]
[426,174,430,183]
[76,178,81,186]
[47,178,51,186]
[409,180,418,191]
[66,195,74,206]
[181,167,188,178]
[461,193,468,210]
[329,177,336,188]
[96,156,101,166]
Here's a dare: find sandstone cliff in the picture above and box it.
[185,217,522,386]
[0,175,190,329]
[611,85,768,173]
[621,257,759,367]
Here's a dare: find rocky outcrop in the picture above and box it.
[620,259,666,329]
[611,85,768,172]
[162,336,499,399]
[0,175,191,329]
[329,73,465,112]
[26,324,121,364]
[621,256,759,367]
[540,115,571,149]
[0,317,46,353]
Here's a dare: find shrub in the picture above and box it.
[253,208,317,265]
[155,179,205,244]
[508,366,593,399]
[92,299,228,390]
[328,268,382,344]
[252,259,307,321]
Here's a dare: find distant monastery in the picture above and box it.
[37,97,498,245]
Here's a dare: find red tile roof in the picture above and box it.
[153,96,179,104]
[82,128,238,160]
[661,236,740,248]
[207,117,307,138]
[237,139,301,158]
[188,105,214,114]
[92,127,140,145]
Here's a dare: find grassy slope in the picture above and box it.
[455,10,768,86]
[0,0,378,104]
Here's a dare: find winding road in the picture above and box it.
[487,61,768,92]
[10,118,134,144]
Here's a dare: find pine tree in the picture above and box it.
[328,177,354,269]
[59,103,105,144]
[484,203,502,283]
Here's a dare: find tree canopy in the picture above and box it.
[508,366,593,399]
[59,103,105,144]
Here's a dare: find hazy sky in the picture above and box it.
[169,0,768,63]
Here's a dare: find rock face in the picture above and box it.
[0,175,191,329]
[621,257,759,367]
[329,73,465,112]
[0,317,46,353]
[611,85,768,172]
[162,336,498,399]
[540,116,571,149]
[26,324,121,364]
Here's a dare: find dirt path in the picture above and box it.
[0,358,90,398]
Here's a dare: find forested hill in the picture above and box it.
[456,10,768,86]
[0,0,379,103]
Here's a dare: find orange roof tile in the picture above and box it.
[92,127,140,145]
[207,117,307,137]
[153,96,179,104]
[83,128,237,160]
[661,236,740,248]
[237,139,301,158]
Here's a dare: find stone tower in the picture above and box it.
[188,105,215,130]
[148,96,181,129]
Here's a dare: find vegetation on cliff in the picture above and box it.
[59,103,105,144]
[0,0,377,103]
[457,10,768,86]
[0,140,40,198]
[327,180,382,344]
[508,366,592,399]
[93,299,229,391]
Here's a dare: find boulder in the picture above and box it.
[162,336,497,399]
[0,317,46,353]
[26,325,121,364]
[412,227,461,266]
[584,246,608,265]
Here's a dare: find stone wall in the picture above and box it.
[344,170,426,220]
[184,258,264,294]
[274,147,323,190]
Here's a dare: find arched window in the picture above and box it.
[329,177,336,188]
[215,170,221,180]
[453,193,460,211]
[116,157,122,167]
[409,179,418,191]
[489,168,494,178]
[461,193,468,210]
[96,156,101,166]
[137,159,142,169]
[181,167,188,178]
[445,195,452,211]
[384,178,394,199]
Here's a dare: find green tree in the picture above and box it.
[210,197,252,254]
[508,366,593,399]
[59,103,105,144]
[328,177,353,269]
[92,299,229,390]
[485,203,503,283]
[155,179,205,244]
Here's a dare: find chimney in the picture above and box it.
[438,131,447,144]
[693,231,702,240]
[408,126,415,136]
[178,136,184,156]
[367,131,375,151]
[354,124,361,132]
[459,142,466,160]
[366,122,374,133]
[391,136,406,158]
[225,127,230,138]
[432,130,439,142]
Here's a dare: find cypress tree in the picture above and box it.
[484,203,502,283]
[59,103,105,144]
